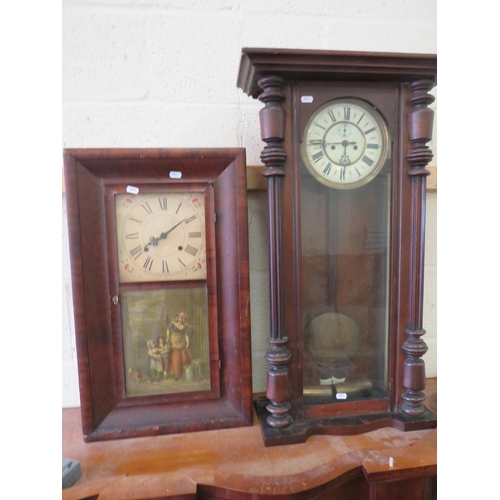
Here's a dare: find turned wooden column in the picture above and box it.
[258,75,292,428]
[401,79,435,416]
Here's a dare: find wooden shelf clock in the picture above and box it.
[237,48,437,446]
[64,148,252,441]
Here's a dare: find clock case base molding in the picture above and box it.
[64,148,253,442]
[255,397,437,447]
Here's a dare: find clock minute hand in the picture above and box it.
[159,218,187,240]
[144,218,187,250]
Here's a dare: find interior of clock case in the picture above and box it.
[300,159,392,406]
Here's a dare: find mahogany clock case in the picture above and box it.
[64,148,253,441]
[238,49,437,445]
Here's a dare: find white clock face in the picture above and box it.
[301,98,390,189]
[115,192,206,283]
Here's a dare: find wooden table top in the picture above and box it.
[63,382,437,499]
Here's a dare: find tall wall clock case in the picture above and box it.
[64,148,252,441]
[238,49,437,446]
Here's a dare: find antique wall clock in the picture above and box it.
[64,148,252,441]
[238,49,437,445]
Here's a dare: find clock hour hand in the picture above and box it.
[323,140,357,146]
[144,218,186,251]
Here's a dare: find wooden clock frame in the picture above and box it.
[64,148,252,441]
[237,49,437,446]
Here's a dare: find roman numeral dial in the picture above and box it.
[301,97,390,189]
[115,192,207,283]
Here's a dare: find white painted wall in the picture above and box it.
[62,0,437,408]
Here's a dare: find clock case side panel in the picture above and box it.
[63,148,253,441]
[213,152,253,422]
[64,155,118,437]
[281,84,302,421]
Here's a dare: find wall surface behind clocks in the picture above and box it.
[62,0,437,408]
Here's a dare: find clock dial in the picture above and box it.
[301,98,390,189]
[115,192,206,283]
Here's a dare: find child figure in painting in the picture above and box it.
[166,312,191,381]
[157,336,170,380]
[147,340,163,382]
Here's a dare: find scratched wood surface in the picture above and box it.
[62,380,436,499]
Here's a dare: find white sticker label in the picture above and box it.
[169,171,182,179]
[126,185,139,194]
[336,393,347,400]
[301,95,314,103]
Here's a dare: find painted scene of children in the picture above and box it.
[121,289,211,397]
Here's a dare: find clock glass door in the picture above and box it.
[299,97,392,411]
[110,186,219,401]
